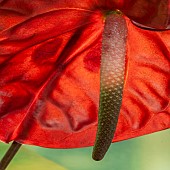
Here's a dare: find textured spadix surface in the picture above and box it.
[92,13,127,160]
[0,0,169,148]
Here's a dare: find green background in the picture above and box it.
[0,129,170,170]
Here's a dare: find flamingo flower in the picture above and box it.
[0,0,170,163]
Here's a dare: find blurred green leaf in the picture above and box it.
[0,143,67,170]
[26,129,170,170]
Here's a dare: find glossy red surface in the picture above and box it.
[0,0,169,148]
[119,0,170,29]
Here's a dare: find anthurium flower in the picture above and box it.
[0,0,170,158]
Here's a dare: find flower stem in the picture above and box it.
[0,141,22,170]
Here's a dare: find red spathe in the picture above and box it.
[0,0,169,148]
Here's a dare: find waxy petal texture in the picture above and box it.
[0,0,170,148]
[120,0,170,29]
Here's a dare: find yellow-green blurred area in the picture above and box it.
[0,129,170,170]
